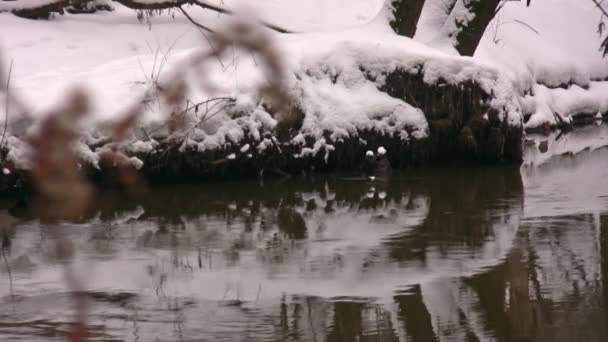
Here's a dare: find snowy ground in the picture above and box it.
[0,0,607,168]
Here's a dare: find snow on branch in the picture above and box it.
[116,0,292,33]
[0,0,65,11]
[0,0,68,19]
[0,0,292,33]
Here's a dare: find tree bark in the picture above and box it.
[449,0,501,56]
[388,0,426,38]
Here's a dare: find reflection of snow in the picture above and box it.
[0,179,523,307]
[522,128,608,218]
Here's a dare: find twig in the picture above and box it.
[156,36,183,79]
[178,6,214,33]
[178,6,225,67]
[512,19,540,35]
[496,19,540,37]
[192,0,292,34]
[592,0,608,18]
[150,47,160,84]
[126,97,234,142]
[0,60,13,158]
[112,0,293,33]
[182,100,234,138]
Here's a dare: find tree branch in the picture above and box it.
[592,0,608,18]
[6,0,68,19]
[1,0,292,33]
[177,5,214,32]
[113,0,292,33]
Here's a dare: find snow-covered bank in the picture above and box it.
[0,0,605,182]
[0,1,525,182]
[471,0,608,130]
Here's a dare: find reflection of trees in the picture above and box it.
[56,167,524,269]
[394,285,438,342]
[368,209,608,342]
[325,301,399,342]
[450,213,608,342]
[264,296,400,342]
[464,249,534,342]
[11,166,608,342]
[277,207,307,240]
[384,167,523,263]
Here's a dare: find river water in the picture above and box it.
[2,125,608,341]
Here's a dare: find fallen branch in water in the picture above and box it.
[0,14,291,340]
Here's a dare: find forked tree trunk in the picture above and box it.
[388,0,427,38]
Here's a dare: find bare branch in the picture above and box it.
[7,0,69,19]
[178,5,214,32]
[592,0,608,17]
[113,0,293,33]
[1,0,293,33]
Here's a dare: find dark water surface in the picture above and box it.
[3,125,608,341]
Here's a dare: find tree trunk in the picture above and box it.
[388,0,426,38]
[448,0,501,56]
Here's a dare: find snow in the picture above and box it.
[416,0,608,129]
[472,0,608,128]
[522,82,608,129]
[0,0,606,168]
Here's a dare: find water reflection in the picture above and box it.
[2,125,608,340]
[0,166,527,341]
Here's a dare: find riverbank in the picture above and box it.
[1,0,607,192]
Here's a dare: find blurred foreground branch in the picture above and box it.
[0,13,289,341]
